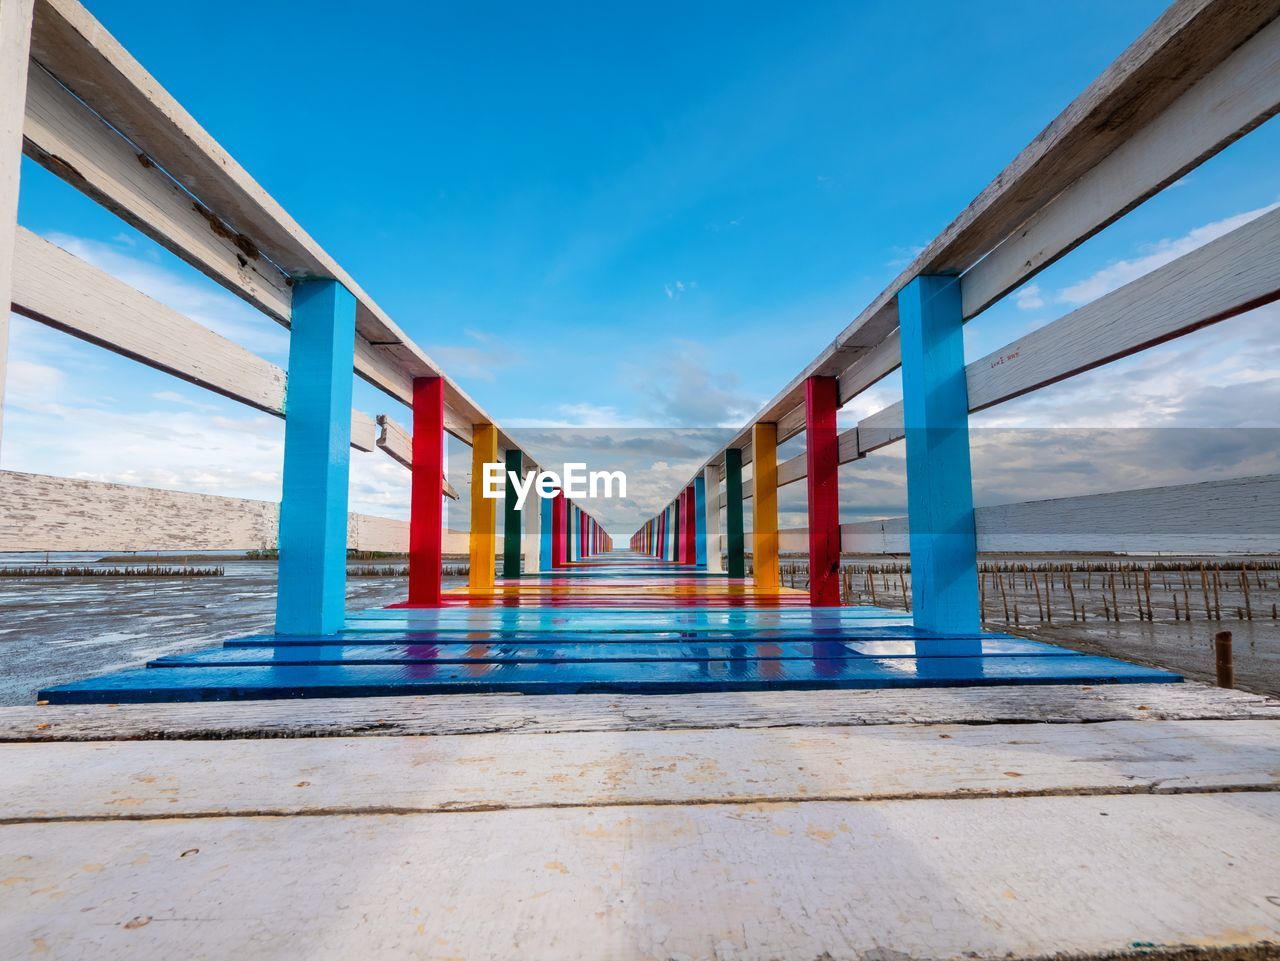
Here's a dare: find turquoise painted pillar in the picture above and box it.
[276,279,357,635]
[898,274,980,634]
[694,475,708,568]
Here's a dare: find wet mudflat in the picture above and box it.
[1018,619,1280,696]
[0,560,461,706]
[823,553,1280,697]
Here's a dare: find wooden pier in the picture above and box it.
[2,0,1280,956]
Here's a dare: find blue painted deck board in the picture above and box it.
[152,637,1071,667]
[223,629,1013,647]
[41,655,1178,704]
[39,555,1182,703]
[247,627,1008,650]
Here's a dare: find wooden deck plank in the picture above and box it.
[5,682,1276,742]
[35,656,1182,704]
[2,792,1277,959]
[4,719,1278,821]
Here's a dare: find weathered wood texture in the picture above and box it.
[832,472,1280,554]
[20,0,530,460]
[374,414,460,499]
[2,793,1278,959]
[5,719,1277,821]
[11,227,378,452]
[21,61,291,320]
[0,0,34,450]
[673,0,1280,492]
[961,13,1280,318]
[0,469,409,552]
[11,225,283,409]
[3,681,1275,742]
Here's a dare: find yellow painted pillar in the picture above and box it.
[751,421,779,590]
[469,424,499,591]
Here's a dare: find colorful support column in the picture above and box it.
[468,424,499,591]
[723,448,746,578]
[276,279,357,635]
[524,470,542,574]
[898,274,980,634]
[551,492,566,568]
[502,448,522,578]
[681,485,697,565]
[751,422,779,590]
[670,499,680,560]
[408,376,445,606]
[805,375,842,606]
[540,492,554,571]
[702,465,722,573]
[694,475,708,568]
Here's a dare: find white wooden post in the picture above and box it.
[0,0,35,458]
[523,454,541,573]
[703,464,722,572]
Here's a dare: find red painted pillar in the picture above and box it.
[681,486,696,564]
[806,375,842,606]
[408,376,444,606]
[552,492,566,568]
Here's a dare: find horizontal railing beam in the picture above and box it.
[11,227,379,453]
[856,203,1280,452]
[22,0,530,463]
[374,414,460,500]
[669,0,1280,500]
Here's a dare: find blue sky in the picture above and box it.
[6,0,1280,534]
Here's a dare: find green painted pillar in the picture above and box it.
[724,447,746,579]
[502,449,522,578]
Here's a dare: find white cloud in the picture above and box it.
[4,357,65,397]
[663,279,696,300]
[506,402,654,429]
[426,329,520,384]
[1014,283,1044,311]
[1056,202,1280,307]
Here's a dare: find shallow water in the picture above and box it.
[0,563,459,705]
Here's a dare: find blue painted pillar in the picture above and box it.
[694,475,708,568]
[897,274,980,634]
[276,279,357,635]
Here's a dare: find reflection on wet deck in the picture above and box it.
[41,553,1179,703]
